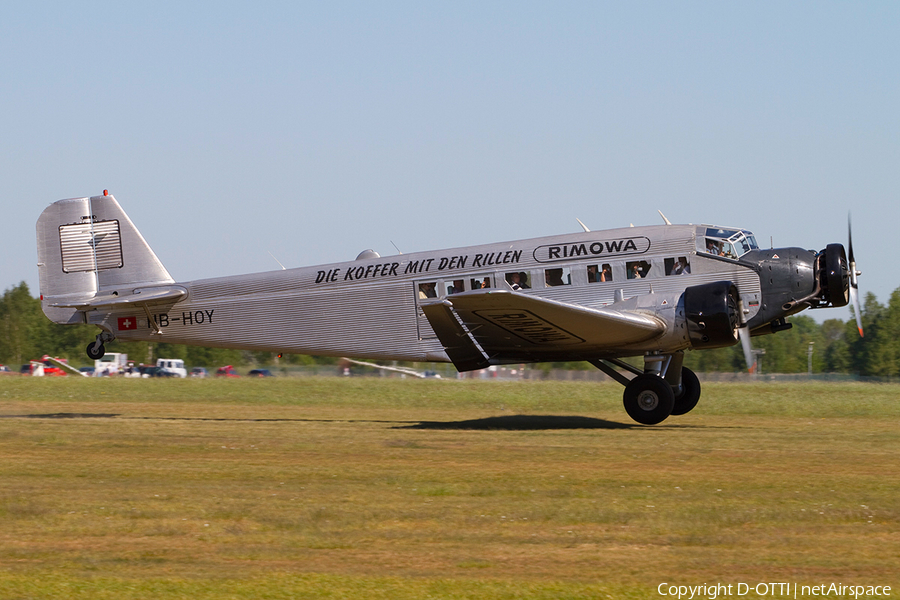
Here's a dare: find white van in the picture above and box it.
[156,358,187,378]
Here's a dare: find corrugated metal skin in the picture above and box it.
[551,255,762,320]
[102,223,762,361]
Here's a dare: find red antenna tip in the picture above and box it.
[103,189,109,196]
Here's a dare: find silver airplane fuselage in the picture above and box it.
[37,194,855,424]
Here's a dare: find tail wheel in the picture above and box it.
[623,374,675,425]
[671,367,701,416]
[86,341,105,360]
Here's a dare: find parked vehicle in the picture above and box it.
[95,352,128,376]
[215,365,240,378]
[140,365,176,378]
[20,358,67,377]
[248,369,274,377]
[156,358,187,378]
[190,367,208,378]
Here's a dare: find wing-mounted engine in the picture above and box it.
[683,281,741,350]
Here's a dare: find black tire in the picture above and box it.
[671,367,701,416]
[86,341,105,360]
[623,374,675,425]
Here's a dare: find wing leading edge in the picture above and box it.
[421,289,665,371]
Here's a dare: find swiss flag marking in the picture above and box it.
[118,316,137,331]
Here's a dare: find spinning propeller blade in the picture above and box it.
[737,299,755,373]
[848,216,863,337]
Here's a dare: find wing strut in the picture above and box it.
[142,303,163,334]
[587,359,633,386]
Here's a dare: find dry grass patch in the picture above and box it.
[0,377,898,598]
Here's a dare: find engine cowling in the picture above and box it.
[683,281,741,350]
[820,243,850,308]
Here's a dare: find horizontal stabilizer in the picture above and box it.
[48,286,187,309]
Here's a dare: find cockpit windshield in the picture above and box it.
[701,227,759,259]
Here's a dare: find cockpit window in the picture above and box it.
[702,227,758,259]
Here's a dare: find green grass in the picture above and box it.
[0,377,898,598]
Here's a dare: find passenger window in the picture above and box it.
[587,264,612,283]
[470,275,493,290]
[626,260,651,279]
[505,271,531,290]
[665,257,691,276]
[418,281,438,299]
[445,279,465,295]
[544,267,571,287]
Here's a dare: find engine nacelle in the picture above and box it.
[683,281,741,350]
[820,243,850,308]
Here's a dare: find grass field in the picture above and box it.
[0,377,897,599]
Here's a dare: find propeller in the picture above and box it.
[848,216,864,337]
[737,298,755,373]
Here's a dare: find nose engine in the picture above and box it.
[819,243,850,308]
[743,242,855,333]
[815,238,863,337]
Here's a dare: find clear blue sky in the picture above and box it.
[3,2,898,323]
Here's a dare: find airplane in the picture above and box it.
[36,192,863,425]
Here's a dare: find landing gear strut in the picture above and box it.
[590,351,702,425]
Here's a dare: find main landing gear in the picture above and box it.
[589,352,701,425]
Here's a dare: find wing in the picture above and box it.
[421,289,664,371]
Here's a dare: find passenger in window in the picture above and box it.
[545,268,566,287]
[673,257,690,275]
[448,279,465,294]
[601,264,612,281]
[627,261,651,279]
[506,272,528,290]
[587,264,612,282]
[418,282,437,299]
[471,276,491,290]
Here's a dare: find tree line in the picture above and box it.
[2,281,898,375]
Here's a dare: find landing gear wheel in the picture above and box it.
[623,374,675,425]
[671,367,701,416]
[86,341,105,360]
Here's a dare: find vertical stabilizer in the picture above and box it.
[37,194,175,324]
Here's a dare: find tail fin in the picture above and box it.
[37,193,175,324]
